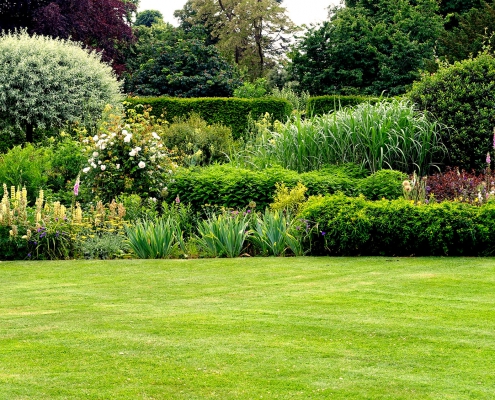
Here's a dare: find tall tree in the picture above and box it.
[289,0,442,96]
[134,9,164,27]
[438,1,495,61]
[124,24,242,97]
[0,0,135,74]
[185,0,296,80]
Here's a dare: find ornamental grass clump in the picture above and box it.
[250,99,446,174]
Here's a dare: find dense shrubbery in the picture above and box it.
[408,53,495,171]
[161,114,235,166]
[300,193,495,256]
[125,97,292,139]
[166,164,408,213]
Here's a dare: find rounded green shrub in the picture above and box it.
[358,170,407,200]
[0,31,122,141]
[408,53,495,171]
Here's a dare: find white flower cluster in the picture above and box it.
[82,127,173,180]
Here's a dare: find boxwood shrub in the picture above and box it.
[125,97,292,139]
[166,164,405,213]
[300,193,495,256]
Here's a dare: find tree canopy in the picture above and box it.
[184,0,296,80]
[0,0,135,74]
[134,9,164,27]
[289,0,442,96]
[438,1,495,62]
[0,31,122,142]
[124,24,242,97]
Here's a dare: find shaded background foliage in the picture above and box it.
[124,24,242,97]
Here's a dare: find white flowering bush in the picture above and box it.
[0,31,122,141]
[81,105,177,202]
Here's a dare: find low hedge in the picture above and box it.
[166,165,405,213]
[125,97,292,139]
[306,95,386,116]
[300,193,495,256]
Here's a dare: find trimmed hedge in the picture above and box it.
[166,164,405,213]
[300,193,495,256]
[125,97,292,139]
[306,95,389,116]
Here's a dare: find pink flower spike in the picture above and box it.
[487,152,491,165]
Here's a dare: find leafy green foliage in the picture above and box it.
[300,192,495,256]
[289,0,442,96]
[187,0,295,80]
[195,209,251,258]
[125,96,292,139]
[46,135,86,203]
[166,164,366,214]
[124,24,241,98]
[408,53,495,171]
[249,209,304,256]
[76,232,129,260]
[125,217,183,259]
[161,114,234,166]
[0,226,29,260]
[357,170,407,200]
[134,9,164,26]
[0,144,52,203]
[233,78,269,98]
[438,2,495,63]
[270,85,310,113]
[0,31,122,141]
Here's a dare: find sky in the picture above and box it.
[137,0,342,27]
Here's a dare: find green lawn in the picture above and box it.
[1,257,494,399]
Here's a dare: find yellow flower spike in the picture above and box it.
[10,186,15,201]
[21,187,27,202]
[36,212,41,223]
[60,205,67,219]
